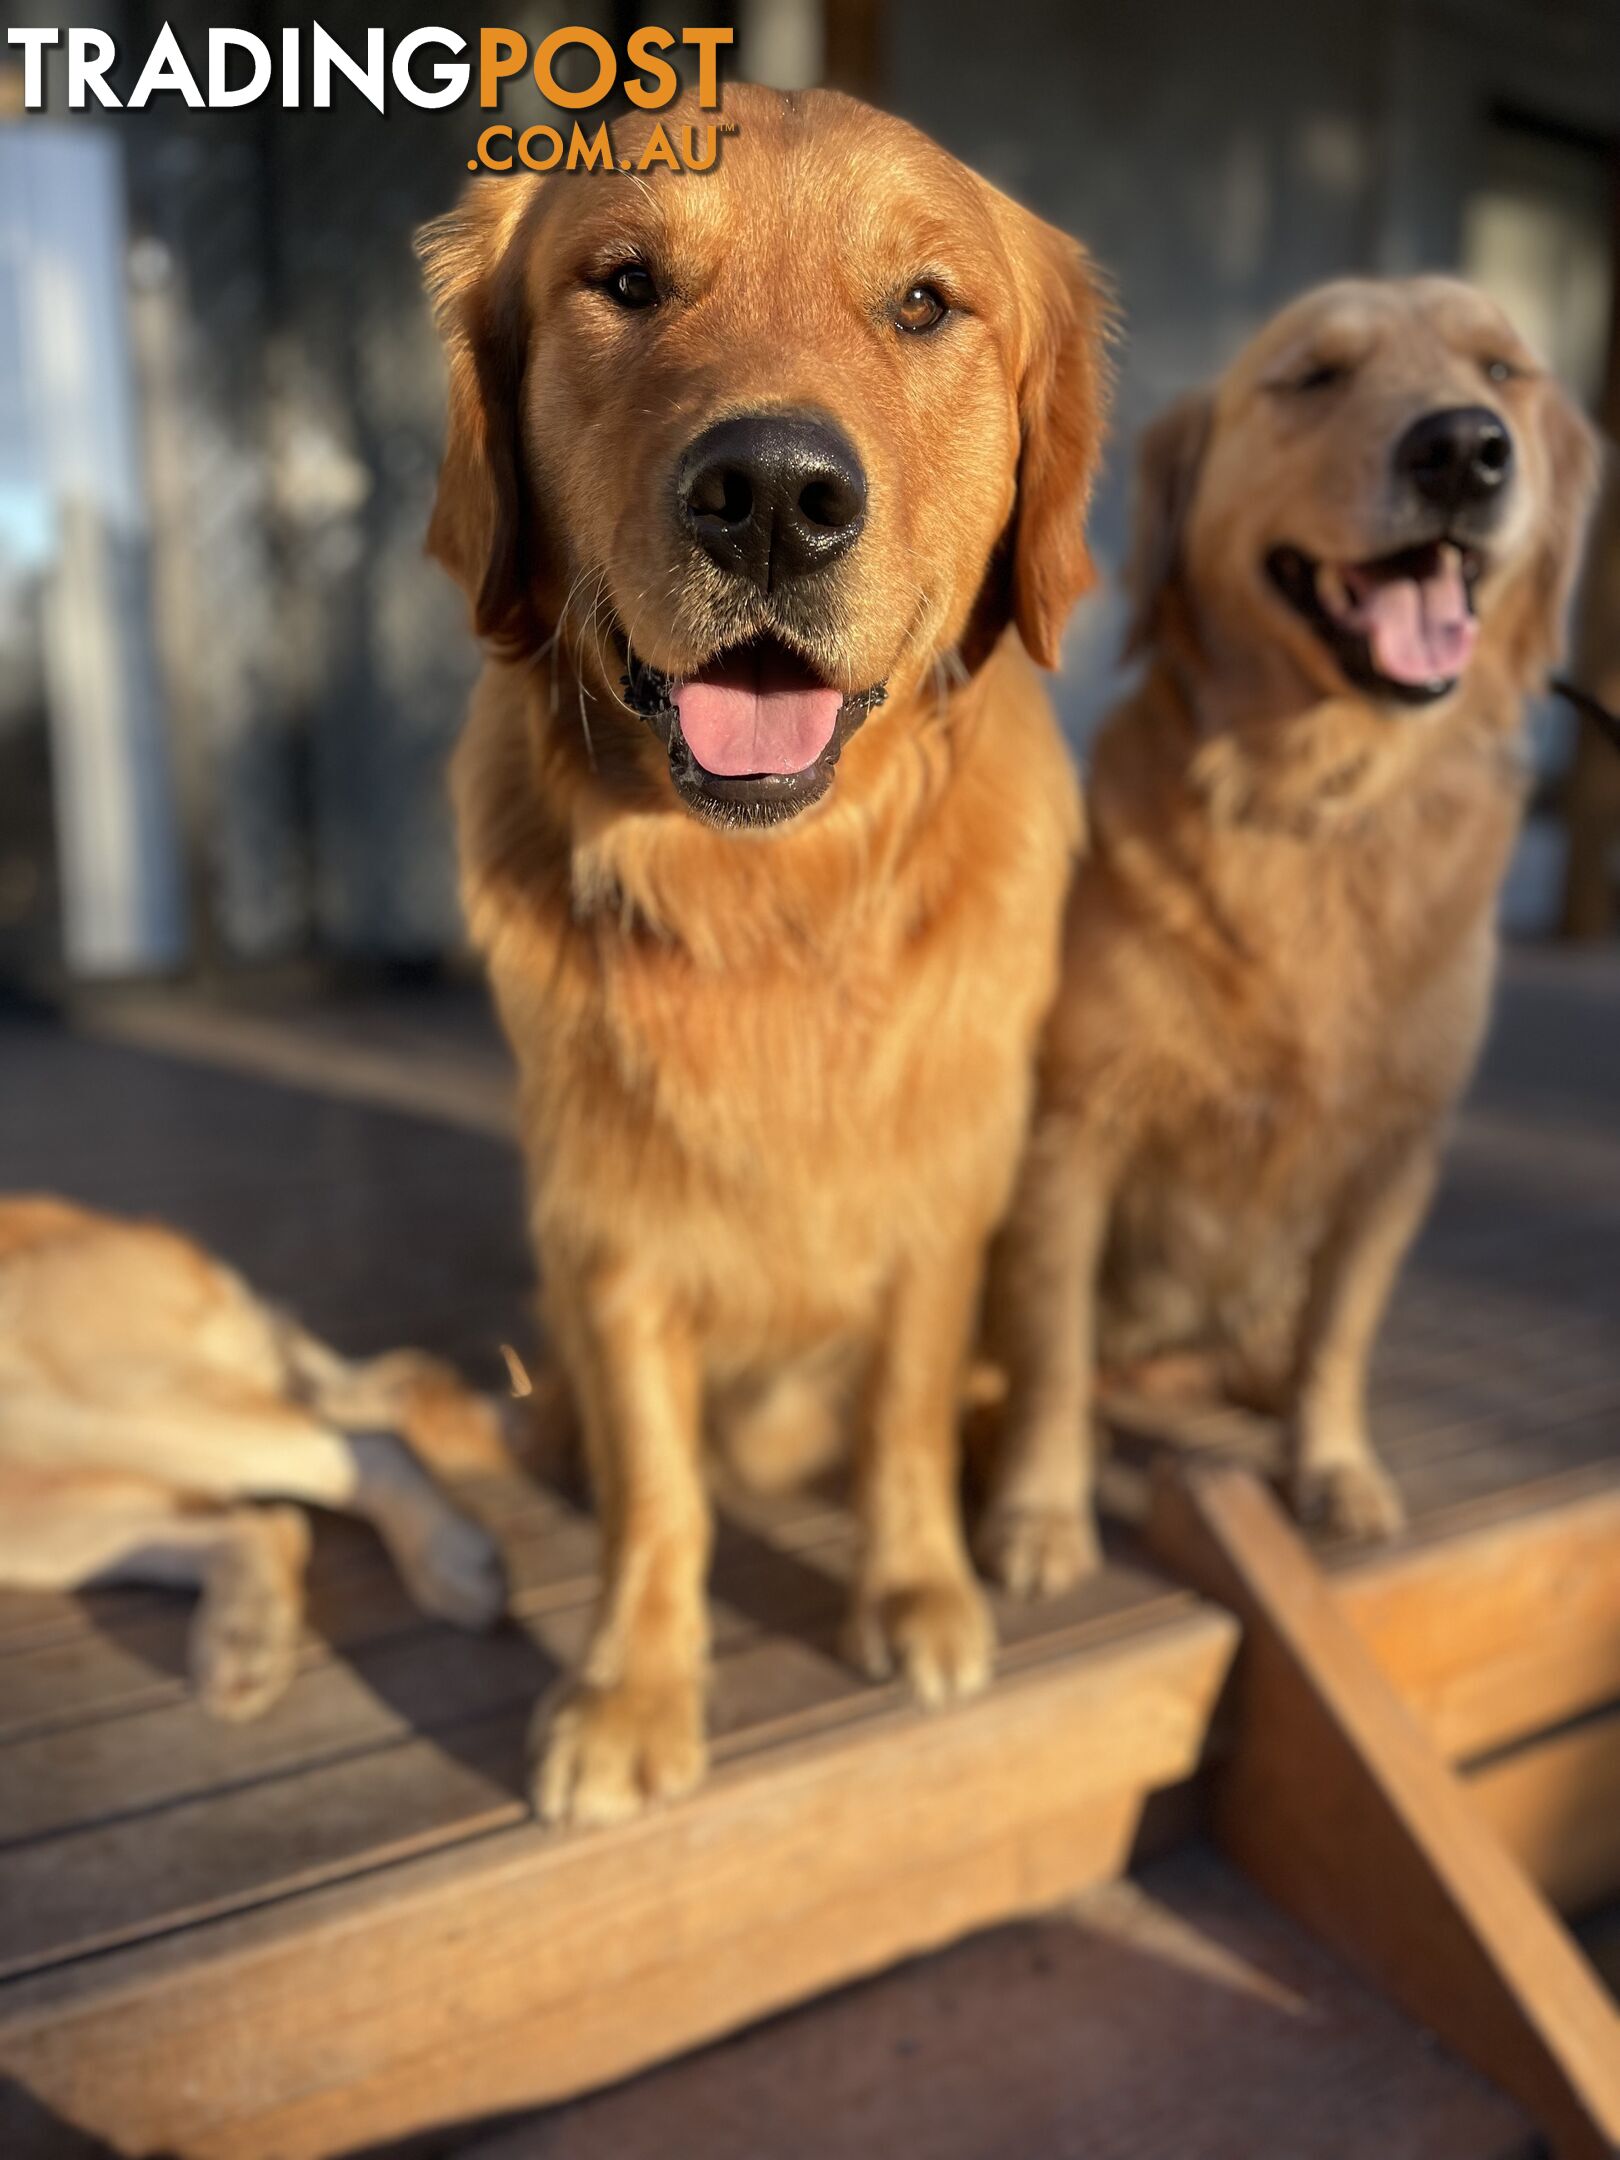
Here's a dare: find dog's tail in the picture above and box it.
[278,1320,518,1479]
[388,1356,518,1478]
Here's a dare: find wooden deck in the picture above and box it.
[0,949,1617,2155]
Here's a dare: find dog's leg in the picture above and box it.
[847,1234,993,1705]
[189,1504,312,1720]
[532,1268,709,1827]
[1289,1136,1437,1538]
[0,1389,504,1628]
[0,1478,309,1720]
[974,1111,1112,1596]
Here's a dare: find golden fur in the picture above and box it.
[0,1198,507,1718]
[421,87,1107,1822]
[979,278,1598,1592]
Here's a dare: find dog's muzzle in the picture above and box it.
[624,636,887,829]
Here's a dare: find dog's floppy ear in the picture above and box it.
[1123,389,1213,657]
[1003,216,1112,670]
[1501,379,1601,688]
[417,176,544,649]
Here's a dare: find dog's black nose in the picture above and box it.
[1395,405,1514,512]
[678,414,866,590]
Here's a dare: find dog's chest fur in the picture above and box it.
[1079,704,1520,1352]
[460,654,1079,1353]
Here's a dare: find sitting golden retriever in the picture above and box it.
[0,1199,507,1718]
[420,86,1107,1822]
[978,278,1596,1591]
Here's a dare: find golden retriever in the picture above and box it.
[420,85,1107,1822]
[0,1198,507,1717]
[978,277,1597,1591]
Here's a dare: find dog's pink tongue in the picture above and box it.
[675,648,842,777]
[1356,551,1477,687]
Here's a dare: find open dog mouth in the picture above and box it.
[1267,539,1484,705]
[622,633,887,827]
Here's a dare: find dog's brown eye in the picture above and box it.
[1292,360,1349,393]
[1483,358,1518,385]
[603,263,659,311]
[894,282,948,335]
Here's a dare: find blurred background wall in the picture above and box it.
[0,0,1616,982]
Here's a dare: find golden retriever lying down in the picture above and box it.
[420,86,1106,1822]
[0,1199,507,1718]
[979,277,1597,1592]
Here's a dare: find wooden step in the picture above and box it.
[433,1847,1537,2160]
[1,1464,1616,2159]
[2,960,1617,2157]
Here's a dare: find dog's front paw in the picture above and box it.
[975,1502,1100,1599]
[1291,1457,1406,1541]
[846,1573,994,1707]
[533,1678,706,1827]
[392,1507,508,1631]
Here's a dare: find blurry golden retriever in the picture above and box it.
[978,278,1596,1591]
[420,86,1107,1822]
[0,1199,507,1718]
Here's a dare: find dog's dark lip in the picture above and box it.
[621,633,888,829]
[1266,539,1485,708]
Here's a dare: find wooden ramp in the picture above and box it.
[1151,1463,1620,2159]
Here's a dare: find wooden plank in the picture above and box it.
[1580,1901,1620,1999]
[1338,1479,1620,1761]
[0,1623,544,1848]
[76,991,519,1143]
[0,1605,1237,2159]
[450,1850,1532,2160]
[1106,1376,1620,1544]
[0,1617,894,1979]
[1381,1375,1620,1474]
[9,1446,1609,1864]
[1104,1448,1620,1760]
[0,1505,563,1743]
[0,1536,1169,1852]
[1472,1708,1620,1920]
[12,1456,1596,1980]
[1147,1461,1620,2160]
[211,1789,1162,2160]
[0,1718,525,1979]
[0,1552,1177,1974]
[236,1838,1534,2160]
[1114,1454,1620,1756]
[1395,1433,1620,1534]
[0,1482,862,1746]
[0,1557,553,1750]
[9,1460,1605,2000]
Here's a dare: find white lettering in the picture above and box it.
[68,27,119,109]
[6,27,60,110]
[393,27,468,110]
[129,21,204,109]
[310,22,384,111]
[208,28,271,109]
